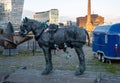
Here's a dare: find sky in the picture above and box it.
[23,0,120,23]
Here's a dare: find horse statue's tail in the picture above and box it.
[84,29,90,46]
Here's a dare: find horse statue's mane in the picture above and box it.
[24,17,50,29]
[24,17,42,27]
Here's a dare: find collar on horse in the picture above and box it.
[35,22,48,41]
[35,27,46,41]
[35,24,58,41]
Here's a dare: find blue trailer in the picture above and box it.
[92,23,120,62]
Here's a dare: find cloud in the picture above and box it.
[22,10,34,19]
[105,16,120,23]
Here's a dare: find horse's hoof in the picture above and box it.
[41,70,50,75]
[41,69,53,75]
[75,71,84,76]
[75,66,85,76]
[41,71,49,75]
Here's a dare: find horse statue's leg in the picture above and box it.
[74,46,86,75]
[41,46,53,75]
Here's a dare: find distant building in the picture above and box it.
[67,21,76,26]
[76,14,104,28]
[33,9,59,24]
[0,3,4,22]
[0,0,24,28]
[76,0,104,33]
[76,17,87,28]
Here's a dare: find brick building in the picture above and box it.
[76,14,104,28]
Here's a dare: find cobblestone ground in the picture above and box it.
[0,45,120,83]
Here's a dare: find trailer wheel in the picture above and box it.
[106,59,111,64]
[98,54,102,61]
[101,55,106,63]
[93,53,97,58]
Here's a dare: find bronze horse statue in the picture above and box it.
[20,17,90,75]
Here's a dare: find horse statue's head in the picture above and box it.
[20,17,33,36]
[20,17,48,36]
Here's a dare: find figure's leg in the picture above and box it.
[74,46,86,75]
[41,46,53,75]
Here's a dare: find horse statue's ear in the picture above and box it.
[23,18,25,22]
[46,20,49,22]
[25,17,28,22]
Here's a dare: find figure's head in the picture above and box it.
[20,17,33,36]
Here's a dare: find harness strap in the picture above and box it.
[35,28,45,41]
[49,30,55,44]
[35,22,49,41]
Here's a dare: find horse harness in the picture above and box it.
[35,24,60,48]
[35,24,76,51]
[35,27,46,41]
[48,24,58,44]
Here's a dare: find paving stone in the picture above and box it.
[5,69,97,83]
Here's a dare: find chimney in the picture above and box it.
[87,0,91,24]
[86,0,94,32]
